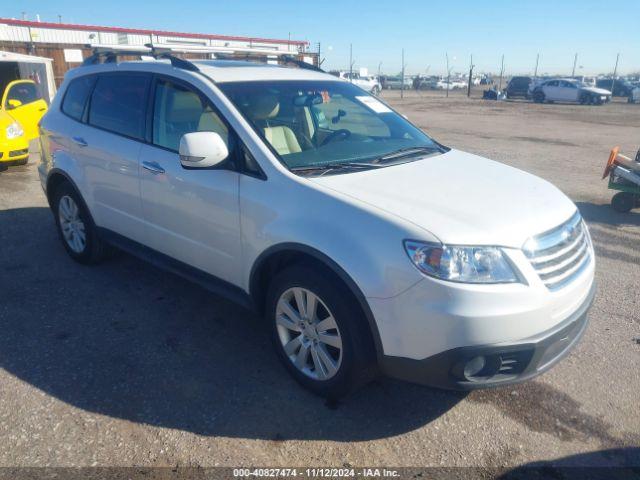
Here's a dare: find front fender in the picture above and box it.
[239,174,427,300]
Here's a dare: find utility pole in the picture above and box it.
[58,14,62,23]
[401,48,405,99]
[378,61,382,78]
[498,54,505,91]
[349,43,353,83]
[445,52,450,98]
[611,53,620,95]
[571,53,578,77]
[467,54,474,98]
[534,53,539,79]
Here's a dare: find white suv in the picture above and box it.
[39,55,595,398]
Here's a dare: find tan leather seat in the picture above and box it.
[249,95,301,155]
[198,108,229,147]
[156,87,230,149]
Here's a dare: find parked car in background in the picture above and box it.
[39,54,595,398]
[596,78,633,97]
[420,76,440,89]
[479,75,493,85]
[1,79,48,141]
[382,76,411,90]
[0,79,47,166]
[332,71,381,95]
[532,78,611,105]
[570,76,596,87]
[436,78,466,90]
[630,86,640,104]
[505,76,532,99]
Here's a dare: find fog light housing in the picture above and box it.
[463,356,486,379]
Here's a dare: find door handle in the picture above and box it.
[142,161,165,174]
[72,136,88,147]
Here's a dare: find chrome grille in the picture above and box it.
[523,212,592,291]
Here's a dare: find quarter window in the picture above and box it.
[88,74,149,140]
[61,75,96,121]
[152,79,229,152]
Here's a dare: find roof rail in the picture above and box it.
[82,43,322,73]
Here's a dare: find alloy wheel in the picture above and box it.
[58,195,86,253]
[275,287,343,381]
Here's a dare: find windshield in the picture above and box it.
[217,80,444,171]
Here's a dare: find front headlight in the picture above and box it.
[6,122,24,139]
[404,240,519,284]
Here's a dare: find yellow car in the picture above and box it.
[0,80,48,166]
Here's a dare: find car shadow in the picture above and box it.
[0,206,464,441]
[498,447,640,479]
[576,201,640,228]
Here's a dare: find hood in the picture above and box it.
[309,149,577,248]
[582,86,611,95]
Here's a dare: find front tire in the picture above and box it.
[53,183,110,264]
[266,265,376,398]
[533,91,545,103]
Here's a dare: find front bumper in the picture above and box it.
[380,282,595,389]
[1,138,29,164]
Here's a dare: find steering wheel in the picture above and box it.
[320,129,351,147]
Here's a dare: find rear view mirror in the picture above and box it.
[179,131,228,169]
[7,99,23,109]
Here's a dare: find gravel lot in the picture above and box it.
[0,89,638,470]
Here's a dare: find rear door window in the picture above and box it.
[88,73,150,140]
[61,75,96,121]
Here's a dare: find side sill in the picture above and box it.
[97,228,255,312]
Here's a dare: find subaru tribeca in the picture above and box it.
[38,56,595,398]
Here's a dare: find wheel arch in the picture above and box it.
[45,169,96,227]
[249,243,384,361]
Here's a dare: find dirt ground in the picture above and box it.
[0,88,639,471]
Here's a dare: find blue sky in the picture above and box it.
[7,0,640,75]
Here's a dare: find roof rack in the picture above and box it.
[82,44,199,71]
[82,43,322,73]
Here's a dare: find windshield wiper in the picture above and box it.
[291,161,386,176]
[376,146,440,163]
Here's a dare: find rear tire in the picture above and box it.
[611,192,635,213]
[52,183,110,264]
[266,265,376,399]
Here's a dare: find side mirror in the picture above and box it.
[179,131,228,169]
[7,99,23,109]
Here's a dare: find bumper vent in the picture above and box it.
[523,211,592,291]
